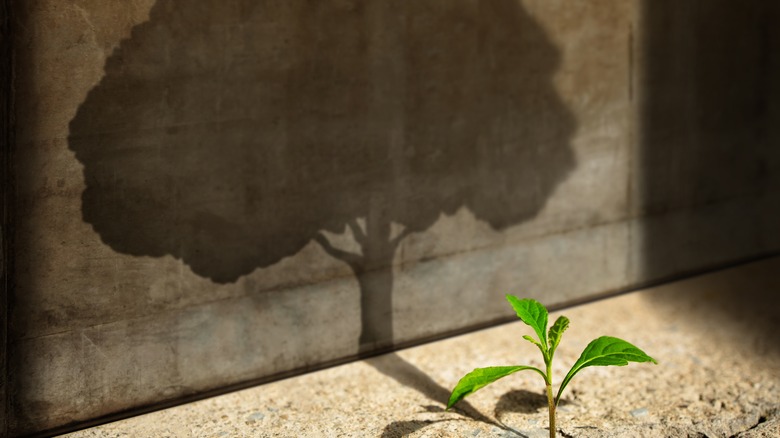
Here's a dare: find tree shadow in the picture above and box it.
[68,0,575,353]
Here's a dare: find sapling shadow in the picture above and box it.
[447,296,658,438]
[369,354,500,426]
[372,353,535,437]
[495,389,571,418]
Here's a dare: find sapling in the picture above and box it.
[447,295,657,438]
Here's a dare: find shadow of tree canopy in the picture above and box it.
[69,0,575,351]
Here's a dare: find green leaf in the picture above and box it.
[506,295,549,350]
[556,336,657,404]
[548,315,569,357]
[447,365,546,409]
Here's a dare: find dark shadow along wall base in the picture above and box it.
[639,0,780,332]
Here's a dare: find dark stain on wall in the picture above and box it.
[68,0,575,352]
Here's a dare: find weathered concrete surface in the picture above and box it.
[61,257,780,437]
[6,0,780,435]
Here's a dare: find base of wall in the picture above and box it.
[56,256,780,438]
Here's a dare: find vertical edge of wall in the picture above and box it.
[0,0,11,435]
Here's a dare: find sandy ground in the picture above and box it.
[63,257,780,437]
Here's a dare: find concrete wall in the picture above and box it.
[1,0,11,434]
[637,0,780,279]
[4,0,779,435]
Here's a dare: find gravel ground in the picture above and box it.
[63,257,780,437]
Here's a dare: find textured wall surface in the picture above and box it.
[637,0,780,279]
[1,0,11,433]
[5,0,780,436]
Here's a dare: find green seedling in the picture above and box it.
[447,295,657,438]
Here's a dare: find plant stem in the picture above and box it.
[546,362,556,438]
